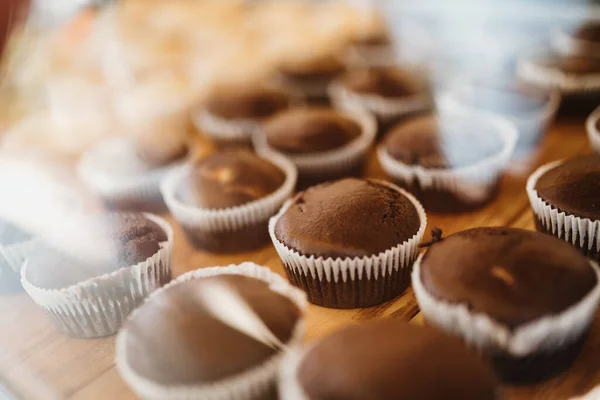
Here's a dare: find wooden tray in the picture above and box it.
[0,119,597,400]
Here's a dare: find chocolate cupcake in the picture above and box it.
[586,105,600,154]
[162,150,296,253]
[255,107,376,188]
[329,67,431,132]
[277,54,346,103]
[194,83,299,146]
[554,22,600,56]
[438,82,560,154]
[78,137,190,212]
[346,31,396,68]
[116,262,306,400]
[280,320,499,400]
[21,213,173,338]
[270,178,426,308]
[412,227,600,383]
[378,113,517,212]
[517,52,600,97]
[527,155,600,261]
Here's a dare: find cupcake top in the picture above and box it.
[203,84,292,121]
[279,54,346,80]
[420,227,597,328]
[177,150,286,209]
[383,116,502,169]
[534,154,600,221]
[456,84,549,116]
[536,55,600,75]
[123,274,301,385]
[339,67,422,98]
[262,107,361,155]
[296,319,498,400]
[0,219,31,245]
[573,22,600,43]
[274,178,421,259]
[25,213,167,290]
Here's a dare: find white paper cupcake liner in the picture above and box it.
[269,180,427,307]
[253,110,377,180]
[0,238,40,274]
[586,105,600,154]
[116,262,307,400]
[412,253,600,357]
[517,54,600,95]
[278,345,311,400]
[527,160,600,256]
[437,87,560,149]
[78,138,191,209]
[328,80,431,124]
[193,89,305,145]
[377,112,518,205]
[20,214,173,339]
[161,151,297,234]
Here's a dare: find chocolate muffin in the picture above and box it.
[280,320,499,400]
[78,137,189,212]
[162,150,296,253]
[413,227,600,383]
[378,114,516,212]
[257,107,375,188]
[574,22,600,43]
[270,178,426,308]
[555,22,600,58]
[195,84,295,146]
[116,263,306,400]
[527,155,600,261]
[277,54,346,103]
[21,213,172,338]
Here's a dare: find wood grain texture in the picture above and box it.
[0,118,596,400]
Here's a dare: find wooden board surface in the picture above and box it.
[0,118,597,400]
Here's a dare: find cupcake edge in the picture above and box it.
[116,262,307,400]
[20,213,173,338]
[0,237,41,274]
[328,79,432,123]
[586,105,600,154]
[412,252,600,357]
[161,150,297,234]
[77,138,192,208]
[517,55,600,94]
[253,109,377,179]
[377,112,517,206]
[269,179,427,307]
[527,160,600,256]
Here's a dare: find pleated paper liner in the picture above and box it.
[412,253,600,383]
[377,112,517,212]
[161,151,297,253]
[586,105,600,155]
[78,138,192,212]
[20,214,173,339]
[269,180,427,309]
[116,262,307,400]
[527,160,600,262]
[253,109,376,189]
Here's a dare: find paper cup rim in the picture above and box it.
[586,105,600,153]
[160,151,298,224]
[412,252,600,357]
[517,52,600,93]
[269,179,427,264]
[116,262,307,398]
[20,213,173,295]
[436,84,561,126]
[77,137,192,192]
[278,344,311,400]
[253,108,377,170]
[377,112,518,180]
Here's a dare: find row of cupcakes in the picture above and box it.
[113,225,600,400]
